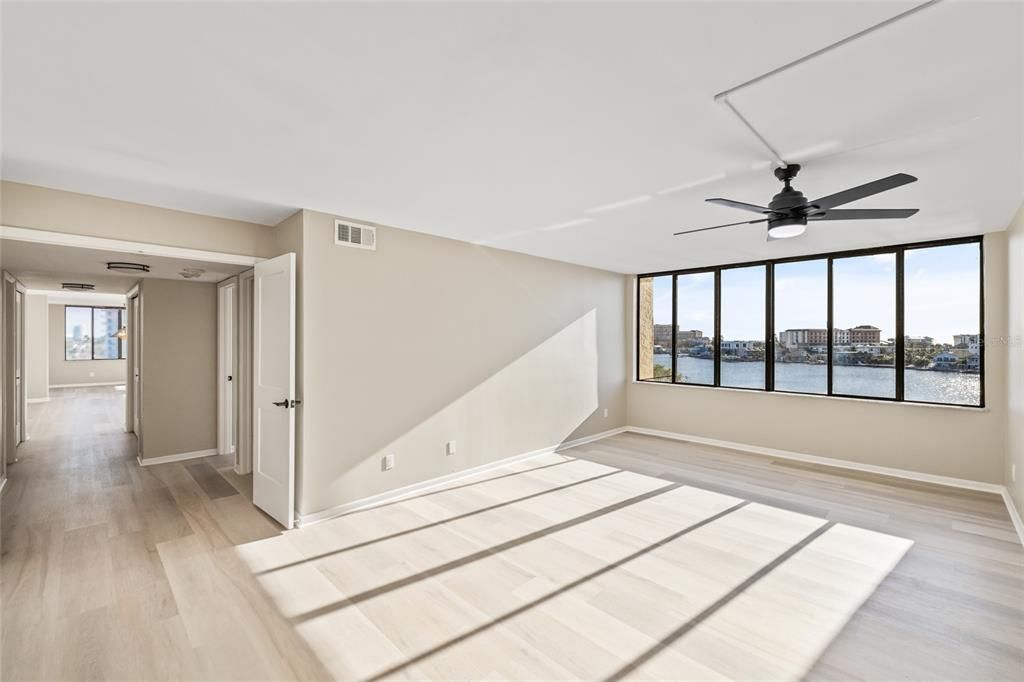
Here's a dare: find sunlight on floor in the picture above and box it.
[234,453,913,681]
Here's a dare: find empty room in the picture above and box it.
[1,1,1022,681]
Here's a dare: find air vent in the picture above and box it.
[335,219,376,251]
[62,283,95,291]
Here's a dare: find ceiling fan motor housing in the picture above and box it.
[768,164,810,229]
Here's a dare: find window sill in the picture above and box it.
[630,380,989,412]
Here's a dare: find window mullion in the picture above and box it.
[826,257,834,396]
[713,269,721,387]
[895,249,905,402]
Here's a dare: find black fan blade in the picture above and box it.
[810,208,919,221]
[706,198,772,214]
[674,218,767,236]
[810,173,917,210]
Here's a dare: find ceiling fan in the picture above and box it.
[674,165,919,240]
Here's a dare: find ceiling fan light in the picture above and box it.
[767,222,807,239]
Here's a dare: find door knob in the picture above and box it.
[272,399,289,407]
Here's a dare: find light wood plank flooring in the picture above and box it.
[2,387,1022,680]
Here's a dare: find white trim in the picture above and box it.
[137,448,217,467]
[50,381,126,389]
[625,426,1004,494]
[295,426,629,528]
[0,476,6,497]
[630,379,991,413]
[1002,490,1024,547]
[0,225,263,267]
[26,397,49,403]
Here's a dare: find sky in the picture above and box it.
[649,242,980,344]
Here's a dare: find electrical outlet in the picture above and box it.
[603,408,608,418]
[446,440,456,456]
[382,453,395,471]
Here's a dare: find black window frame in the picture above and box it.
[636,235,985,408]
[64,305,127,361]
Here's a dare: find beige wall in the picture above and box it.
[47,304,127,387]
[627,232,1010,486]
[1,181,277,258]
[139,279,217,459]
[24,294,48,399]
[289,210,628,516]
[1006,203,1024,517]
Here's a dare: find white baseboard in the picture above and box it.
[27,397,50,404]
[50,381,126,389]
[137,448,217,467]
[1002,490,1024,547]
[625,426,1004,494]
[295,426,629,528]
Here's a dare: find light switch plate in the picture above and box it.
[382,453,395,471]
[446,440,456,456]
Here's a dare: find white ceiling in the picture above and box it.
[1,240,249,293]
[2,1,1021,273]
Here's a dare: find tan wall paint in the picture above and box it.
[1006,203,1024,517]
[1,181,277,257]
[138,278,217,459]
[627,233,1010,486]
[24,294,49,399]
[47,304,127,386]
[290,210,628,516]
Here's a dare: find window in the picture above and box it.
[832,254,896,399]
[675,272,715,385]
[774,259,827,394]
[720,265,765,389]
[904,243,982,406]
[637,276,673,382]
[65,306,127,361]
[635,236,984,407]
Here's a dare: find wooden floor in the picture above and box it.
[2,387,1022,680]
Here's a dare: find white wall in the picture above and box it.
[286,210,628,517]
[24,294,48,399]
[1006,203,1024,516]
[627,232,1009,486]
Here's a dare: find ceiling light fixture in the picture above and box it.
[766,219,807,239]
[584,195,652,214]
[62,283,95,291]
[539,217,593,232]
[106,261,150,273]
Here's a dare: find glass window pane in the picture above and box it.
[638,276,674,382]
[675,272,715,385]
[832,254,896,398]
[774,259,827,394]
[93,308,122,360]
[65,307,92,360]
[904,243,981,405]
[720,266,765,389]
[119,310,128,359]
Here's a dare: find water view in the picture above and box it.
[652,354,981,406]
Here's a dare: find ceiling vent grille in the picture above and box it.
[335,219,376,251]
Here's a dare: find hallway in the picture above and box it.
[0,386,324,679]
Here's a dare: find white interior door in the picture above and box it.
[252,253,296,528]
[15,290,24,444]
[131,294,142,439]
[217,280,237,456]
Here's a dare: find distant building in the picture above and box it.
[848,325,881,344]
[778,328,829,347]
[833,328,850,345]
[954,334,980,347]
[905,335,934,349]
[933,351,961,371]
